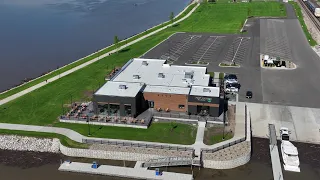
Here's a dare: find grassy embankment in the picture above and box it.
[0,4,197,101]
[289,1,317,46]
[0,2,285,145]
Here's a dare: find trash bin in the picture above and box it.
[155,168,160,176]
[91,161,98,169]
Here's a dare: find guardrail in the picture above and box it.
[153,111,221,122]
[82,139,194,152]
[201,104,248,154]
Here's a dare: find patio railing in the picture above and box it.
[152,111,221,122]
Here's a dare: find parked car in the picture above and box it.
[246,91,253,99]
[225,87,238,94]
[224,74,238,84]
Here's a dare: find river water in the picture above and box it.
[0,0,191,92]
[0,137,319,180]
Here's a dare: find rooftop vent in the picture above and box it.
[158,73,165,78]
[163,64,170,68]
[184,71,194,79]
[142,61,148,66]
[203,88,211,93]
[119,85,127,90]
[133,75,140,79]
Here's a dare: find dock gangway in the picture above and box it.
[141,157,201,168]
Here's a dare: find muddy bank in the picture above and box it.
[0,149,135,169]
[0,149,62,169]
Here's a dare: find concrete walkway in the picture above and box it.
[194,121,206,155]
[0,3,200,106]
[0,101,248,152]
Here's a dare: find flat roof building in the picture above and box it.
[93,58,222,118]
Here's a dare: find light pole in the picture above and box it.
[222,83,226,140]
[86,117,91,136]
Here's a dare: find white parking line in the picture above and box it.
[231,37,244,64]
[173,35,198,55]
[197,36,218,63]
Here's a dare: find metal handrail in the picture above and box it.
[82,139,194,152]
[201,104,248,154]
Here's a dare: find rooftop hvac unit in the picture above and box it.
[133,75,140,79]
[184,71,194,79]
[158,73,165,78]
[142,61,148,66]
[203,88,211,93]
[119,85,127,90]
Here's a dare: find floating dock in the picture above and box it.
[268,124,284,180]
[58,161,193,180]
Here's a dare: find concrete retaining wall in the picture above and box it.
[202,147,251,169]
[59,142,192,161]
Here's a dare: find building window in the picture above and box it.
[148,101,154,108]
[124,104,132,116]
[179,105,185,109]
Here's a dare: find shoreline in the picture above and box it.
[0,0,196,95]
[1,137,319,169]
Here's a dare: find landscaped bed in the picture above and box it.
[204,105,236,145]
[0,2,286,143]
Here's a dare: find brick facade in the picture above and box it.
[143,92,188,112]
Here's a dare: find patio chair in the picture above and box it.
[105,117,111,122]
[132,119,137,124]
[165,108,170,112]
[140,119,145,124]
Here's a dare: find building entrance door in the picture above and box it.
[197,105,209,116]
[148,101,154,108]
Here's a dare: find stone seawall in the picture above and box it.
[60,143,193,161]
[0,135,60,153]
[202,141,251,169]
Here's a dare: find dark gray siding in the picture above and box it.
[93,94,137,117]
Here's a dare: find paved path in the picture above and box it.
[0,3,200,106]
[0,101,248,152]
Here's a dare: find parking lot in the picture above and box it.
[142,18,320,108]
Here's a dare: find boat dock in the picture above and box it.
[58,161,193,180]
[269,124,284,180]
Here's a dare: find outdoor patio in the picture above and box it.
[60,102,152,128]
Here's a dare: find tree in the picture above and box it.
[170,12,174,26]
[114,35,119,53]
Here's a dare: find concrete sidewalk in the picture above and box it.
[0,101,248,152]
[0,3,200,106]
[0,101,247,149]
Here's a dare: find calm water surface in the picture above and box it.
[0,0,190,91]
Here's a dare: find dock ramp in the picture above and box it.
[142,157,200,168]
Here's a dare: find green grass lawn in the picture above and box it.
[0,2,285,143]
[207,133,233,145]
[56,122,197,145]
[289,2,317,46]
[180,2,285,33]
